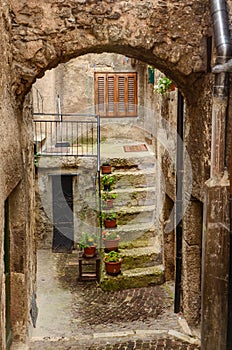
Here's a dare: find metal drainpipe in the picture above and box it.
[210,0,231,98]
[210,0,232,348]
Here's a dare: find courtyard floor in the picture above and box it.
[23,250,201,350]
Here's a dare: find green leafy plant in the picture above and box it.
[79,232,97,249]
[34,152,41,167]
[102,175,115,188]
[104,250,121,263]
[100,210,117,222]
[102,192,117,201]
[154,76,173,94]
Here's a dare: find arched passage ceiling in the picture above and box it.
[11,0,211,100]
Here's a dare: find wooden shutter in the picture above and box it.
[128,74,137,116]
[95,72,137,117]
[107,75,116,116]
[95,74,106,115]
[117,75,126,116]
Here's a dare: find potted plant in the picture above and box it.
[102,230,120,252]
[102,210,117,229]
[104,251,123,275]
[101,162,112,174]
[102,175,115,191]
[79,232,98,258]
[154,76,173,94]
[102,192,117,209]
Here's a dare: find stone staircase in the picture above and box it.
[100,152,165,291]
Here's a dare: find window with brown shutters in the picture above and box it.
[94,73,137,117]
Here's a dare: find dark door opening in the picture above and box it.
[4,199,12,349]
[52,175,74,253]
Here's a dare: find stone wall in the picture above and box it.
[0,1,36,348]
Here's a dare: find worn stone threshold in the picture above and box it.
[29,327,200,346]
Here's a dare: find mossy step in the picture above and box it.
[120,242,162,269]
[100,264,165,291]
[116,205,157,224]
[111,222,159,245]
[112,187,156,207]
[112,169,156,189]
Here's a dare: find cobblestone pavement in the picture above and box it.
[28,251,200,350]
[70,282,178,334]
[30,335,200,350]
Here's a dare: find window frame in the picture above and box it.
[94,72,138,118]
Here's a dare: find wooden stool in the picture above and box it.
[78,251,100,282]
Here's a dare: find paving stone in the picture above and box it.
[27,251,200,350]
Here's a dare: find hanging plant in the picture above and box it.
[154,76,173,94]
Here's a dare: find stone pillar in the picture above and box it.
[162,194,175,281]
[210,98,228,178]
[201,178,230,350]
[182,199,203,325]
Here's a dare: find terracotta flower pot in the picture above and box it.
[106,199,114,209]
[83,246,96,258]
[104,218,117,229]
[104,257,123,276]
[103,237,120,252]
[101,164,112,174]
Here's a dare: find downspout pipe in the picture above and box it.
[210,1,232,349]
[211,0,232,98]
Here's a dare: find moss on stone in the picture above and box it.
[100,265,165,291]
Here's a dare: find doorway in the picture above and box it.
[52,175,74,253]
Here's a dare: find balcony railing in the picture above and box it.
[33,113,100,161]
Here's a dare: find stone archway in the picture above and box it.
[6,0,215,346]
[11,0,211,100]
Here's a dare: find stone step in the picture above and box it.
[105,222,158,248]
[112,169,156,189]
[101,155,156,171]
[118,223,158,247]
[111,187,156,207]
[100,264,165,291]
[101,168,156,190]
[115,204,157,225]
[120,238,162,269]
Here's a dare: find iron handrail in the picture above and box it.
[33,113,100,158]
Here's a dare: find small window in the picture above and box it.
[94,72,137,117]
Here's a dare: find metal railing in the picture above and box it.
[33,113,100,162]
